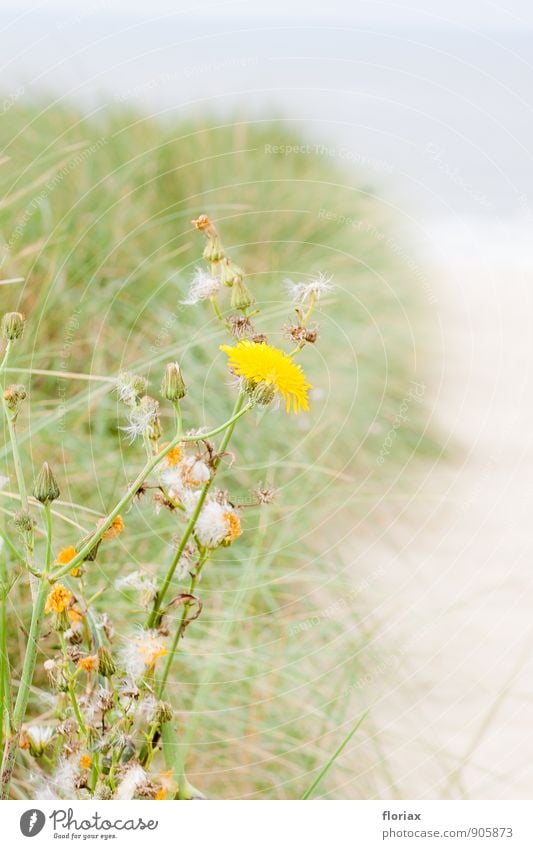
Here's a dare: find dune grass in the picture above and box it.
[0,103,438,799]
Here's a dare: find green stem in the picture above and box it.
[0,342,34,575]
[4,415,27,511]
[0,500,54,797]
[210,296,228,327]
[147,391,246,628]
[68,681,87,735]
[156,554,207,698]
[59,632,87,736]
[173,401,182,437]
[0,577,48,798]
[0,342,11,377]
[44,502,53,571]
[51,398,253,582]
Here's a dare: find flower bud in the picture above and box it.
[154,701,174,726]
[33,462,60,504]
[97,646,116,678]
[161,362,187,402]
[230,278,254,312]
[219,257,245,288]
[1,311,25,341]
[251,381,276,407]
[202,235,225,263]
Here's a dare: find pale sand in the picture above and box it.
[340,227,533,799]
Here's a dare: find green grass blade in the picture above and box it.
[301,710,369,800]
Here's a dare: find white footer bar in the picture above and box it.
[3,800,532,848]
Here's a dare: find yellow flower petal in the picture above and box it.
[220,341,312,413]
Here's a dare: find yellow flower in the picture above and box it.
[223,510,242,543]
[77,655,99,673]
[80,754,92,770]
[220,341,312,413]
[54,545,81,577]
[155,787,166,800]
[45,584,72,615]
[101,515,125,539]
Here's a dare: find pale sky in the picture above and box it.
[3,0,533,30]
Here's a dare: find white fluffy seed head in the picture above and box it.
[182,268,221,305]
[286,272,334,304]
[116,765,148,800]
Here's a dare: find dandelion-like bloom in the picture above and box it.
[220,341,312,413]
[286,272,334,304]
[80,754,92,770]
[45,584,72,615]
[120,630,168,679]
[182,268,221,305]
[101,515,125,539]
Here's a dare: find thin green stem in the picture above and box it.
[147,494,206,630]
[59,632,87,736]
[4,415,28,512]
[44,502,53,572]
[301,710,369,799]
[68,682,87,735]
[147,391,246,628]
[0,342,35,577]
[0,500,55,797]
[0,342,11,376]
[156,554,207,697]
[51,397,253,582]
[0,577,48,798]
[173,401,182,437]
[210,296,228,327]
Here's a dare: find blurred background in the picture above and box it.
[1,0,532,799]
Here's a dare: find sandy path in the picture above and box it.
[347,223,533,799]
